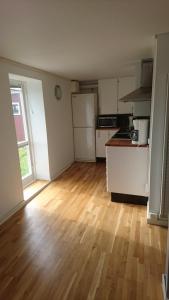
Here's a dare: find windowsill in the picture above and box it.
[23,180,50,201]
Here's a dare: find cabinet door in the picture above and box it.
[98,79,118,114]
[96,130,109,158]
[118,77,136,114]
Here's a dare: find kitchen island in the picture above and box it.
[105,138,149,204]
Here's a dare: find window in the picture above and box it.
[12,102,21,115]
[10,85,35,188]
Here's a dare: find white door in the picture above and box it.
[98,79,118,114]
[118,77,136,114]
[74,128,96,161]
[72,94,96,127]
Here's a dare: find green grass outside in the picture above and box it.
[18,147,30,177]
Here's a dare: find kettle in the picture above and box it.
[131,118,149,145]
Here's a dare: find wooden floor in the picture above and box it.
[0,162,167,300]
[24,180,49,201]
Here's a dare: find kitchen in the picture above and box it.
[71,59,152,207]
[71,32,169,296]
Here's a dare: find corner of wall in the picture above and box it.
[147,202,168,226]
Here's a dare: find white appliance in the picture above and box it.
[132,119,149,145]
[72,93,97,161]
[138,119,149,145]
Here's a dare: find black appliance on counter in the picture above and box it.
[97,115,118,128]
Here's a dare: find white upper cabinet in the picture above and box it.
[118,77,136,114]
[98,77,136,115]
[98,79,118,114]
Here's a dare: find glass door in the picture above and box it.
[10,84,35,188]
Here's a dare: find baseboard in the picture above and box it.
[162,274,169,300]
[147,212,168,227]
[50,161,74,181]
[0,200,25,225]
[0,181,52,226]
[111,192,148,205]
[0,162,74,227]
[75,159,96,163]
[96,157,106,162]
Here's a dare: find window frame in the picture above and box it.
[12,102,21,116]
[10,82,35,188]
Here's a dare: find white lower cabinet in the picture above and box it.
[96,129,118,158]
[106,146,149,196]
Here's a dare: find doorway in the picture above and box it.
[10,83,35,188]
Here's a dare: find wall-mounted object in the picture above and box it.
[55,85,62,100]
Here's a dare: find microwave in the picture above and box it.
[97,115,117,128]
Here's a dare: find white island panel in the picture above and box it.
[106,146,149,196]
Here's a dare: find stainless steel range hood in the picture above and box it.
[119,59,153,102]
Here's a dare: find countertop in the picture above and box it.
[105,139,149,147]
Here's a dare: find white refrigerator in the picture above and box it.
[72,93,97,162]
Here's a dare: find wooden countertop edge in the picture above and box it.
[105,139,149,147]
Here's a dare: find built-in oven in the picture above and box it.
[97,115,117,128]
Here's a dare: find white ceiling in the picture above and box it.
[0,0,169,80]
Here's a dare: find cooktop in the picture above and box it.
[113,130,131,140]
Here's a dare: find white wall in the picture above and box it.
[133,101,151,117]
[149,33,169,217]
[42,76,74,180]
[26,79,50,180]
[0,65,23,220]
[0,58,74,222]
